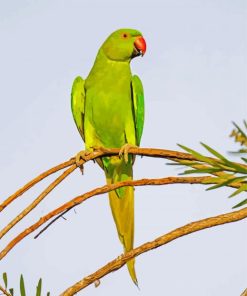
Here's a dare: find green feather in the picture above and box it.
[131,75,145,146]
[71,76,85,140]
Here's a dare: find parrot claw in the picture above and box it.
[91,146,104,152]
[119,144,137,163]
[75,150,90,174]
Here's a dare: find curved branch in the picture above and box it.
[0,165,77,240]
[33,171,242,240]
[60,206,247,295]
[1,147,246,212]
[0,147,194,211]
[0,159,75,212]
[0,176,209,260]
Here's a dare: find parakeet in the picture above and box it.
[71,28,146,284]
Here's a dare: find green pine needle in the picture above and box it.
[229,183,247,198]
[2,272,8,289]
[232,198,247,209]
[20,275,26,296]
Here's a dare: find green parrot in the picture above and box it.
[71,28,146,284]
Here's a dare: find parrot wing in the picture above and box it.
[71,76,85,141]
[131,75,145,146]
[71,76,104,169]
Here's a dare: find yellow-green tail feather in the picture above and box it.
[105,156,137,284]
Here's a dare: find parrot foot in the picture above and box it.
[119,144,137,163]
[75,150,91,174]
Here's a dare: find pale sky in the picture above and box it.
[0,0,246,295]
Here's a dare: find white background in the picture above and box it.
[0,0,246,295]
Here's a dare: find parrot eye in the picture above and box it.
[121,33,129,39]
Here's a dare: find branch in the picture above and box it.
[0,158,75,212]
[0,165,77,240]
[0,176,210,260]
[34,171,242,240]
[60,206,247,295]
[0,147,196,215]
[1,147,246,212]
[0,285,12,296]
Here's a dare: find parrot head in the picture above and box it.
[101,28,146,62]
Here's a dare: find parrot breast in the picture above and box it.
[84,54,135,148]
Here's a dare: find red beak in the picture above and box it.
[134,36,146,56]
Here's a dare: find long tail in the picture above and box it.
[104,156,137,285]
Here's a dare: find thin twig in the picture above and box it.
[0,165,77,240]
[60,206,247,295]
[34,208,71,239]
[0,159,75,212]
[0,176,210,260]
[0,285,12,296]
